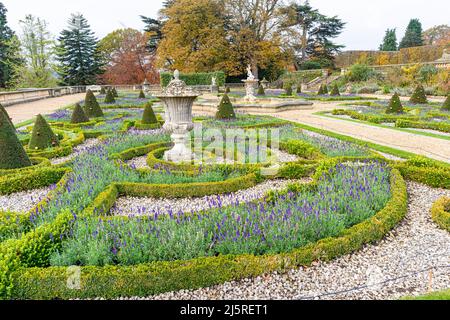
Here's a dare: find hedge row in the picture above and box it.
[7,167,407,299]
[430,197,450,232]
[331,109,420,124]
[134,121,162,131]
[394,160,450,189]
[280,140,324,160]
[160,71,226,87]
[396,119,450,134]
[0,157,51,177]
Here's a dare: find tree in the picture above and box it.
[98,29,159,85]
[28,114,60,150]
[104,89,116,104]
[399,19,424,49]
[330,83,340,96]
[442,94,450,111]
[257,84,265,95]
[138,90,146,99]
[15,15,56,88]
[0,107,32,169]
[422,25,450,46]
[141,102,158,124]
[56,14,103,85]
[216,94,236,120]
[379,29,398,51]
[0,2,23,88]
[279,1,345,67]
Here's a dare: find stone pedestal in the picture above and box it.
[242,79,259,102]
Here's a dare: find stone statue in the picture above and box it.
[211,76,217,86]
[246,65,255,80]
[174,69,180,80]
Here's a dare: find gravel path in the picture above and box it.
[111,179,306,217]
[0,187,53,213]
[51,138,101,165]
[128,182,450,300]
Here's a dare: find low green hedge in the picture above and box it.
[7,168,407,299]
[160,71,225,87]
[26,144,73,159]
[430,197,450,231]
[134,121,162,131]
[396,119,450,133]
[0,157,51,177]
[280,140,324,160]
[331,109,419,124]
[394,161,450,189]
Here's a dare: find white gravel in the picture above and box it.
[51,138,101,165]
[0,187,53,213]
[111,179,306,217]
[373,150,407,162]
[125,182,450,300]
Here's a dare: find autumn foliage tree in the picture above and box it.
[99,28,159,85]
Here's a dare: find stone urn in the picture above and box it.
[156,70,199,163]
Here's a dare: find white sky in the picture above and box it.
[2,0,449,50]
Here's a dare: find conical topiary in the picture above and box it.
[28,114,60,150]
[257,84,265,95]
[112,87,118,97]
[71,103,90,124]
[0,107,32,169]
[318,84,329,95]
[215,94,236,120]
[142,102,158,124]
[225,87,230,93]
[386,93,404,114]
[442,94,450,111]
[0,103,14,127]
[104,89,116,104]
[330,83,341,96]
[409,84,427,104]
[100,87,106,94]
[84,90,104,117]
[284,84,293,96]
[296,85,302,94]
[138,90,146,99]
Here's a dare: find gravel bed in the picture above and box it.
[0,187,53,213]
[111,179,306,217]
[51,138,101,165]
[123,182,450,300]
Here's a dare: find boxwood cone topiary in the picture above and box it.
[409,84,428,104]
[71,103,90,124]
[215,94,236,120]
[99,87,106,94]
[442,94,450,111]
[330,83,340,96]
[0,107,32,169]
[138,90,146,99]
[104,89,116,104]
[386,93,404,114]
[28,114,60,150]
[297,85,302,94]
[84,90,104,117]
[0,103,14,127]
[257,84,265,95]
[112,87,118,98]
[225,87,230,93]
[142,102,158,124]
[318,84,329,95]
[285,84,293,96]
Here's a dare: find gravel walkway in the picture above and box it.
[51,138,101,165]
[111,179,306,217]
[127,182,450,300]
[0,187,53,213]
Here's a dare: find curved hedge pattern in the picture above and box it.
[431,197,450,232]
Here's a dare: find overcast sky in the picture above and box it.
[2,0,449,50]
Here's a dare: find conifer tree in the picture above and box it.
[138,90,146,99]
[112,87,118,97]
[330,83,340,96]
[441,94,450,111]
[104,89,116,104]
[100,87,106,94]
[379,28,398,51]
[0,103,13,126]
[28,114,60,150]
[215,94,236,120]
[399,19,424,49]
[257,84,265,95]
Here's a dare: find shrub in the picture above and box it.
[138,90,146,99]
[84,90,104,117]
[346,64,374,82]
[386,93,403,114]
[284,84,293,96]
[297,85,302,94]
[160,71,226,87]
[318,84,328,95]
[431,197,450,232]
[28,115,60,150]
[104,89,116,104]
[142,103,158,125]
[442,94,450,111]
[112,87,118,98]
[0,108,32,169]
[257,84,265,95]
[409,84,428,104]
[330,83,340,96]
[70,103,89,124]
[99,87,106,94]
[215,94,236,120]
[225,87,230,93]
[0,103,13,126]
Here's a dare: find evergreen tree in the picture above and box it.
[386,93,404,114]
[71,103,89,124]
[104,89,116,104]
[141,102,158,124]
[0,3,23,88]
[330,83,340,96]
[379,28,398,51]
[215,94,236,120]
[399,19,424,49]
[284,84,293,96]
[441,94,450,111]
[257,84,265,96]
[28,114,60,150]
[138,89,146,99]
[225,87,230,93]
[56,14,103,85]
[409,84,428,104]
[297,85,302,94]
[84,89,104,117]
[0,108,32,169]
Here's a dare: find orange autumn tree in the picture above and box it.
[98,28,159,85]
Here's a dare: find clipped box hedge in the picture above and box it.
[430,197,450,231]
[395,119,450,133]
[160,71,226,87]
[7,167,407,299]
